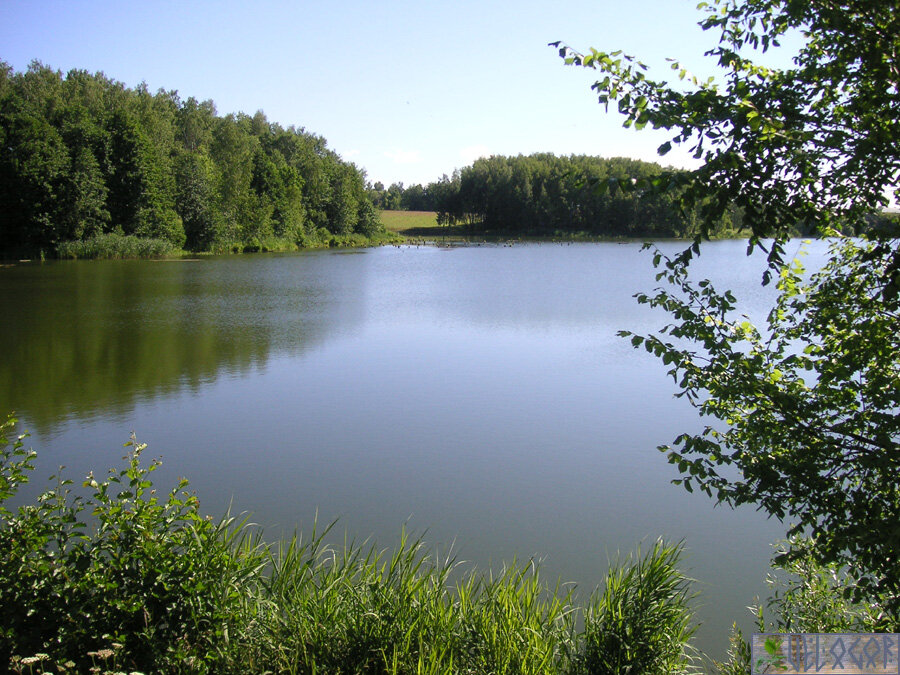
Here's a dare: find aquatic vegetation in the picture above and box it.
[56,233,179,259]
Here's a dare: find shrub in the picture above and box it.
[0,414,265,672]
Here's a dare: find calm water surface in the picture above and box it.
[1,240,826,657]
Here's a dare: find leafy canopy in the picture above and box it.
[556,0,900,615]
[621,238,900,611]
[554,0,900,272]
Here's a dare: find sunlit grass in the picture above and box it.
[379,210,442,234]
[232,525,583,674]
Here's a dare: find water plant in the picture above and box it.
[573,540,698,675]
[56,233,179,259]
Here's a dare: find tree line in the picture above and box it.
[0,61,383,257]
[369,153,742,238]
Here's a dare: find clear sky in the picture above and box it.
[1,0,768,187]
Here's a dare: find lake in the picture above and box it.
[0,239,825,658]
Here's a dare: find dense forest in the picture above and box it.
[0,61,386,257]
[368,154,737,238]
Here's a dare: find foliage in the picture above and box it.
[56,232,179,259]
[370,154,735,239]
[1,415,699,674]
[712,625,751,675]
[0,415,34,515]
[554,1,900,269]
[573,539,697,675]
[0,414,266,672]
[761,538,887,634]
[422,155,716,238]
[0,61,386,257]
[557,0,900,629]
[368,182,436,212]
[621,235,900,615]
[712,542,887,675]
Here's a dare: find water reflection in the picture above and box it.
[0,252,368,432]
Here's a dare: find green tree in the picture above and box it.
[59,144,109,240]
[209,114,256,245]
[174,149,220,249]
[0,60,382,255]
[555,0,899,269]
[0,111,70,252]
[437,153,687,236]
[623,237,900,614]
[177,96,217,153]
[384,182,404,211]
[562,0,900,616]
[105,109,184,247]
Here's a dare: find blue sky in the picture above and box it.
[1,1,785,186]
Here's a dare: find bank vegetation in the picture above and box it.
[0,61,397,259]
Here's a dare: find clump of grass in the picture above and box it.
[310,229,401,248]
[573,539,698,675]
[232,528,579,674]
[56,233,179,259]
[208,229,401,254]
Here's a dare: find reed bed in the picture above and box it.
[56,232,179,259]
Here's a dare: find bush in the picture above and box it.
[0,414,265,672]
[574,539,697,675]
[712,538,890,675]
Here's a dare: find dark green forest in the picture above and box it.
[368,154,740,238]
[0,60,756,257]
[0,61,387,257]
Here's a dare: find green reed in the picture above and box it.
[56,232,179,259]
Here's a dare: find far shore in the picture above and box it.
[379,209,755,245]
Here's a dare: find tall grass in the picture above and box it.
[231,528,579,674]
[56,232,180,259]
[574,540,697,675]
[1,415,700,674]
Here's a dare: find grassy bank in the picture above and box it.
[1,415,698,675]
[48,217,748,259]
[379,210,506,241]
[379,210,447,237]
